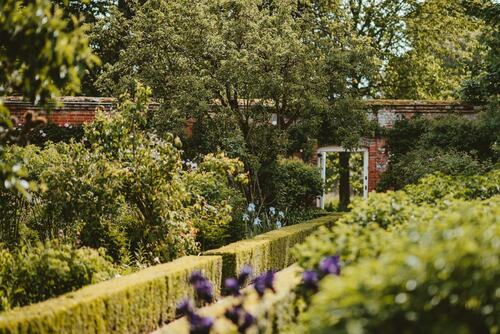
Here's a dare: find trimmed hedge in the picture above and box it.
[156,265,302,334]
[299,197,500,333]
[0,256,222,334]
[204,214,339,282]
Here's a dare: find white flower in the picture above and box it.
[247,203,256,213]
[64,122,69,128]
[276,220,282,229]
[269,207,276,215]
[278,211,285,218]
[253,217,261,226]
[242,213,250,222]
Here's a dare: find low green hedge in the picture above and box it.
[204,214,339,282]
[0,256,222,334]
[299,198,500,333]
[156,265,303,334]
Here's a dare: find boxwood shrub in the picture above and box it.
[299,196,500,333]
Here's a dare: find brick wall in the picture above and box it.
[3,96,117,126]
[3,97,480,191]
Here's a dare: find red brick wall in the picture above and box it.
[4,96,116,126]
[4,97,480,191]
[367,138,388,192]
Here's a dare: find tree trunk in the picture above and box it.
[338,152,350,211]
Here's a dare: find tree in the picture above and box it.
[460,0,499,104]
[306,0,484,99]
[96,0,374,205]
[0,0,98,196]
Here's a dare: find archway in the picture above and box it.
[316,146,369,209]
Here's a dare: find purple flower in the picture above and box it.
[253,271,275,297]
[223,277,240,296]
[193,279,214,303]
[238,265,253,286]
[189,271,206,285]
[238,312,255,332]
[302,270,319,291]
[224,305,256,333]
[188,313,213,334]
[319,255,341,277]
[224,306,241,325]
[176,298,194,317]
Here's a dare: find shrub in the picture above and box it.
[183,153,248,250]
[404,169,500,204]
[378,147,489,190]
[0,86,248,265]
[262,157,322,210]
[26,122,84,146]
[0,241,117,312]
[299,197,500,333]
[379,114,498,190]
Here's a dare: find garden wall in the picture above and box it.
[0,215,339,334]
[3,96,480,190]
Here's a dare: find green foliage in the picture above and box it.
[0,0,98,197]
[0,241,117,312]
[262,157,323,209]
[296,171,500,274]
[93,0,373,207]
[460,0,499,104]
[298,196,500,333]
[379,114,498,190]
[0,86,248,265]
[183,153,248,250]
[25,122,84,146]
[404,169,500,204]
[379,147,489,189]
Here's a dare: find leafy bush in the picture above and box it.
[25,122,85,146]
[261,157,322,210]
[296,171,500,271]
[379,114,498,190]
[0,241,117,312]
[299,197,500,333]
[404,169,500,204]
[378,147,489,190]
[0,86,248,265]
[183,153,248,250]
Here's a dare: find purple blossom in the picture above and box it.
[253,271,275,297]
[176,298,194,317]
[193,279,214,303]
[189,271,206,285]
[319,255,341,277]
[223,277,240,296]
[238,265,253,286]
[238,312,255,332]
[187,313,214,334]
[224,305,256,333]
[302,270,319,291]
[224,306,241,325]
